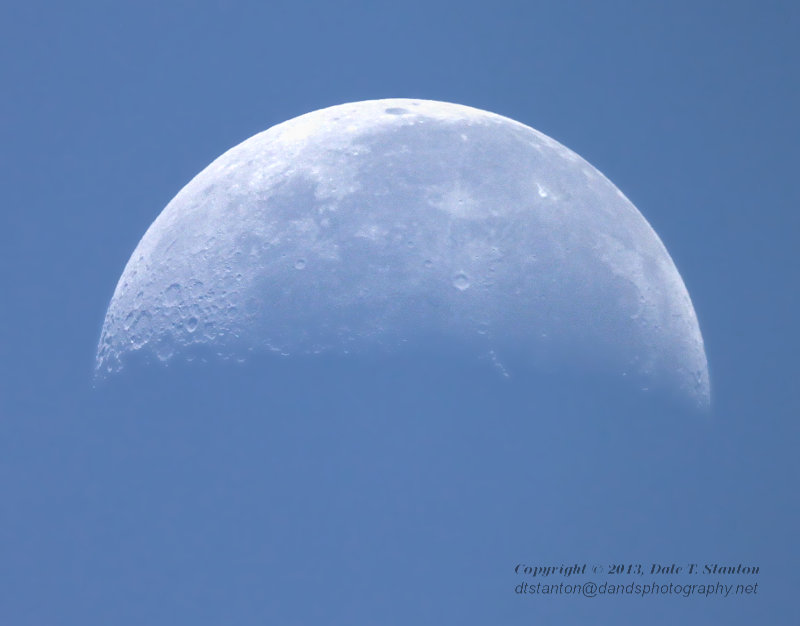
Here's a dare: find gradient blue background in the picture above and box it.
[1,1,798,623]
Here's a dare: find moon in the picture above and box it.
[97,99,709,406]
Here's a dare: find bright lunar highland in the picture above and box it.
[97,99,709,406]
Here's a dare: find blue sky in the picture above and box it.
[1,1,798,624]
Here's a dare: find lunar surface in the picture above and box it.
[97,99,709,405]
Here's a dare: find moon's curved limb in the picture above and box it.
[96,99,709,406]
